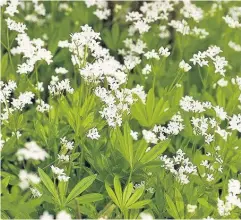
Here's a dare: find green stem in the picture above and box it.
[6,28,15,74]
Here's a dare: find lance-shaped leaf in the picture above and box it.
[38,168,60,204]
[65,174,97,204]
[140,140,170,164]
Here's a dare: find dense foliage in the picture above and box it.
[1,1,241,219]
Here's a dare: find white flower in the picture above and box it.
[130,130,138,140]
[55,67,68,75]
[6,18,27,33]
[57,174,70,182]
[4,0,20,16]
[213,106,227,120]
[228,114,241,132]
[58,40,69,48]
[36,99,51,113]
[40,211,54,220]
[144,50,159,60]
[94,8,111,20]
[228,41,241,52]
[60,137,74,150]
[142,64,151,75]
[87,128,100,140]
[133,20,150,34]
[179,60,192,72]
[30,187,42,198]
[48,77,74,95]
[159,47,170,57]
[142,130,158,144]
[56,210,72,220]
[58,154,69,162]
[217,78,228,87]
[11,33,53,74]
[140,212,153,220]
[11,92,35,110]
[19,170,41,190]
[51,165,65,175]
[16,141,48,161]
[187,204,197,213]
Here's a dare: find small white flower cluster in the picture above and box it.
[187,204,197,213]
[87,127,100,140]
[58,3,72,12]
[19,170,40,190]
[4,0,20,16]
[36,99,51,113]
[126,1,175,35]
[180,96,212,113]
[142,64,152,76]
[0,134,5,151]
[160,149,197,184]
[181,1,204,22]
[68,25,127,88]
[179,60,192,72]
[16,141,48,161]
[180,96,239,143]
[40,210,72,220]
[95,85,146,127]
[169,19,209,39]
[60,137,74,150]
[223,7,241,29]
[140,212,153,220]
[142,112,184,144]
[24,1,47,25]
[228,41,241,52]
[11,33,53,74]
[191,116,218,144]
[228,114,241,133]
[11,91,35,111]
[130,130,138,140]
[200,147,223,182]
[30,187,42,198]
[58,154,69,162]
[6,18,27,33]
[36,82,44,92]
[55,67,68,75]
[190,45,228,76]
[121,39,146,70]
[51,165,70,182]
[48,76,74,96]
[84,0,110,20]
[0,80,17,103]
[217,179,241,216]
[159,25,170,39]
[134,181,154,194]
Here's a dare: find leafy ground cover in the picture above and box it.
[1,1,241,219]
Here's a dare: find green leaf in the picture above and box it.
[105,183,120,207]
[114,176,123,205]
[146,89,155,123]
[175,188,184,218]
[112,23,119,46]
[1,176,10,188]
[76,193,104,204]
[134,140,148,164]
[126,187,144,207]
[123,183,133,205]
[1,53,8,76]
[38,168,60,204]
[127,200,151,209]
[140,140,169,164]
[198,198,212,209]
[165,193,179,219]
[65,174,97,204]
